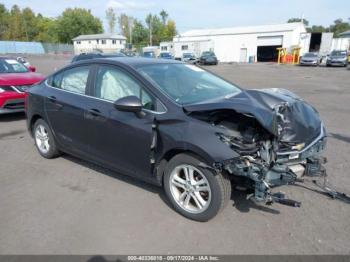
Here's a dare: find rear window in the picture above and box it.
[0,59,29,73]
[48,66,90,95]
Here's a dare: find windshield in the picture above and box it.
[143,51,155,58]
[160,53,171,57]
[304,53,317,57]
[137,63,241,105]
[202,51,214,57]
[0,59,29,73]
[183,53,193,58]
[331,51,347,56]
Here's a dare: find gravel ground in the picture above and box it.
[0,56,349,255]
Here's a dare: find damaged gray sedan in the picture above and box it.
[26,58,328,221]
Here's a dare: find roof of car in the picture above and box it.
[101,57,182,67]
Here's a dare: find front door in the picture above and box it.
[86,64,158,178]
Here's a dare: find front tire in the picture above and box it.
[163,154,231,222]
[33,119,60,159]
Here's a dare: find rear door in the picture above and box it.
[45,65,95,156]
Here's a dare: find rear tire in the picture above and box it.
[163,153,231,222]
[33,119,60,159]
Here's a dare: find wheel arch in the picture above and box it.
[29,114,44,136]
[154,146,215,186]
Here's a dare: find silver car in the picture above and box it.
[299,52,321,66]
[326,50,348,67]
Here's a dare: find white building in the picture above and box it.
[160,42,174,55]
[173,23,307,62]
[332,30,350,51]
[72,33,127,54]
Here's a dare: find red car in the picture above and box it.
[0,57,44,114]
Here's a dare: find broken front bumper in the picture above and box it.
[223,125,327,205]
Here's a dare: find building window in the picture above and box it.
[76,41,81,45]
[112,40,116,44]
[96,39,99,44]
[120,40,123,44]
[161,46,167,51]
[181,45,188,50]
[88,41,91,44]
[101,40,106,44]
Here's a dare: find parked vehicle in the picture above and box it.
[158,52,173,59]
[326,50,348,67]
[71,52,126,63]
[142,46,160,58]
[198,51,218,65]
[142,51,156,58]
[299,52,321,66]
[26,58,327,221]
[0,57,44,114]
[16,56,36,72]
[182,53,198,64]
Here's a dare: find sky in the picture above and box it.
[3,0,350,33]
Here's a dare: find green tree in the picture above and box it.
[55,8,103,43]
[330,18,350,37]
[307,25,328,33]
[159,10,168,25]
[164,20,177,41]
[131,19,148,47]
[6,5,23,40]
[118,13,130,38]
[145,13,163,45]
[106,7,117,33]
[22,7,38,41]
[0,4,9,39]
[34,15,58,43]
[287,18,309,26]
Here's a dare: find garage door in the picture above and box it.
[257,36,283,46]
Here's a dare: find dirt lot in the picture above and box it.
[0,56,350,255]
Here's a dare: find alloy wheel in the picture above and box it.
[35,124,50,154]
[169,164,211,214]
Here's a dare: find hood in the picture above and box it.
[0,72,45,86]
[184,88,322,144]
[301,57,318,61]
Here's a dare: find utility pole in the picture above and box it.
[149,16,152,46]
[22,17,29,41]
[129,17,133,47]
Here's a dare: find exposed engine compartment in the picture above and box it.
[188,108,327,206]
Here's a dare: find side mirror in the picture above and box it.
[114,96,142,113]
[28,66,36,72]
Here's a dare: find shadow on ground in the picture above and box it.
[329,133,350,144]
[63,154,280,215]
[0,112,26,122]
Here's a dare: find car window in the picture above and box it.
[95,65,155,110]
[60,66,90,94]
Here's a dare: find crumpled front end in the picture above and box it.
[185,88,328,206]
[222,123,327,205]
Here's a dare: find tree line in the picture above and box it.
[0,3,177,47]
[287,18,350,36]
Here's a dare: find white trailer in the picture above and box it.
[173,39,214,60]
[159,42,174,55]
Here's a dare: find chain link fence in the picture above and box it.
[0,41,73,55]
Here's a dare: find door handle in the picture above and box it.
[47,96,57,102]
[87,108,102,117]
[47,96,63,109]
